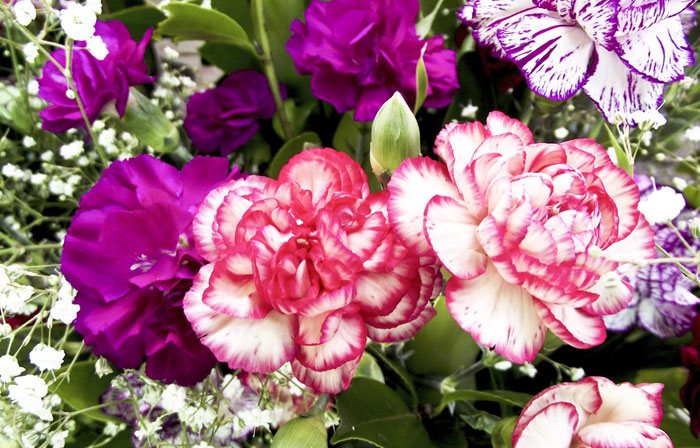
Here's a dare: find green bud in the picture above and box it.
[369,92,421,185]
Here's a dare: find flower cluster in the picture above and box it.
[287,0,458,121]
[388,112,654,363]
[184,148,440,392]
[460,0,695,124]
[61,155,236,386]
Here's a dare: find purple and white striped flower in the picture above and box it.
[459,0,695,124]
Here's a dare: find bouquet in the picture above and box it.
[0,0,699,447]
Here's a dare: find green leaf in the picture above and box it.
[331,378,434,448]
[355,352,385,383]
[268,132,322,178]
[117,89,180,154]
[603,123,633,175]
[102,5,166,39]
[414,46,429,114]
[405,296,480,378]
[211,0,253,34]
[0,86,34,134]
[491,416,517,448]
[684,184,700,209]
[157,3,254,51]
[416,0,445,38]
[332,112,370,157]
[272,100,316,139]
[261,0,306,87]
[50,361,117,423]
[366,344,419,410]
[436,390,532,415]
[272,416,327,448]
[199,42,260,74]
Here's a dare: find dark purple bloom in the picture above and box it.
[604,176,700,338]
[37,20,153,134]
[286,0,459,121]
[681,315,700,437]
[61,155,239,386]
[183,70,275,155]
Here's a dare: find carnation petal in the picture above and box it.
[593,163,641,241]
[486,110,534,145]
[388,157,461,254]
[291,356,360,394]
[296,310,343,345]
[576,422,669,448]
[582,274,633,315]
[513,402,578,448]
[586,378,664,426]
[534,300,607,349]
[424,195,487,279]
[354,257,417,316]
[446,264,546,363]
[202,260,270,319]
[366,302,437,343]
[296,313,367,371]
[497,12,594,101]
[603,217,656,262]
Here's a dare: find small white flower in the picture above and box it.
[49,430,69,448]
[638,185,685,224]
[630,109,667,129]
[672,177,688,191]
[0,323,11,336]
[201,0,212,8]
[163,47,179,61]
[59,140,84,160]
[640,130,652,147]
[134,418,162,441]
[94,357,112,377]
[97,128,116,147]
[29,344,65,371]
[685,125,700,142]
[40,150,54,161]
[493,360,512,371]
[85,0,102,14]
[76,156,89,166]
[553,127,569,139]
[680,77,696,89]
[23,43,40,64]
[160,384,187,413]
[237,406,275,429]
[180,406,216,432]
[27,79,39,95]
[30,173,47,185]
[92,119,105,131]
[50,298,79,325]
[13,0,36,26]
[86,35,108,60]
[65,89,76,100]
[192,443,214,448]
[9,375,51,420]
[2,164,27,181]
[460,103,478,120]
[518,363,537,378]
[103,422,123,436]
[0,283,35,314]
[0,355,25,382]
[59,2,97,41]
[568,367,585,381]
[22,136,37,148]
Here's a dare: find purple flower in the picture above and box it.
[61,155,238,386]
[459,0,695,125]
[604,176,700,338]
[183,70,275,155]
[37,20,153,134]
[286,0,459,121]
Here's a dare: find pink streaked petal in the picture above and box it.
[354,255,417,315]
[518,221,558,265]
[486,111,534,145]
[367,302,436,343]
[291,355,361,394]
[497,12,594,101]
[202,260,270,319]
[346,211,389,262]
[586,379,664,426]
[296,310,343,345]
[183,265,295,373]
[476,215,508,259]
[583,46,664,125]
[561,138,613,169]
[446,264,546,364]
[364,278,421,329]
[298,284,355,317]
[575,422,666,448]
[388,157,461,254]
[593,163,640,241]
[582,275,633,315]
[520,271,598,307]
[513,402,578,448]
[472,133,527,160]
[522,143,568,172]
[603,217,656,262]
[424,195,487,280]
[514,379,602,442]
[296,313,367,370]
[534,300,607,349]
[617,15,693,83]
[544,215,576,264]
[463,154,509,218]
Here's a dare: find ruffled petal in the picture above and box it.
[534,300,607,349]
[296,313,367,370]
[513,402,578,448]
[291,355,361,394]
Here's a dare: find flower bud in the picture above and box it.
[370,92,421,184]
[690,217,700,239]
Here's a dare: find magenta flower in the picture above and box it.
[459,0,695,124]
[37,20,153,133]
[388,112,655,363]
[184,70,276,155]
[61,155,236,386]
[184,148,440,393]
[286,0,459,121]
[514,377,671,447]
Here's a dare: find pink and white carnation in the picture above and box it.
[459,0,695,124]
[513,376,672,447]
[183,148,440,393]
[388,111,655,363]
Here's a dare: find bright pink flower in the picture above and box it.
[513,377,671,447]
[388,112,654,363]
[184,148,440,393]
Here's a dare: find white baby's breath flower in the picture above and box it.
[59,2,97,41]
[22,136,37,148]
[630,109,666,129]
[65,89,76,100]
[59,140,84,160]
[85,0,102,14]
[460,103,478,119]
[161,384,187,413]
[638,185,685,224]
[40,150,54,161]
[9,375,52,421]
[0,323,12,336]
[568,367,586,381]
[50,297,79,325]
[685,125,700,142]
[0,283,36,314]
[29,344,65,371]
[0,355,25,382]
[553,127,569,139]
[23,43,40,64]
[493,360,512,371]
[30,173,47,185]
[518,363,537,378]
[97,128,116,147]
[94,357,112,377]
[86,35,108,60]
[192,442,214,448]
[49,430,69,448]
[163,47,179,61]
[134,418,162,441]
[13,0,36,26]
[237,406,275,429]
[27,79,39,95]
[2,164,27,181]
[672,177,688,191]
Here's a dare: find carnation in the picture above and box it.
[388,112,654,363]
[61,155,237,385]
[681,315,700,437]
[184,148,441,392]
[287,0,458,121]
